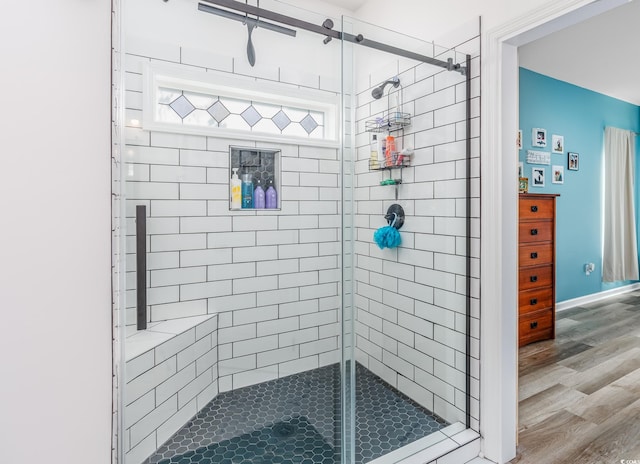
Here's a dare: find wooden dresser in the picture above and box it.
[518,193,559,347]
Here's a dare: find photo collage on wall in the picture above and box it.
[518,127,577,193]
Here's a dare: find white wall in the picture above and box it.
[0,1,112,463]
[356,0,553,44]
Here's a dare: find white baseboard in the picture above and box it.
[556,282,640,312]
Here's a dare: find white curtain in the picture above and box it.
[603,126,639,282]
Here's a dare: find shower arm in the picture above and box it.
[198,0,467,74]
[372,78,400,100]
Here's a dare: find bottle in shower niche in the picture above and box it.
[265,179,277,209]
[241,172,253,208]
[253,179,265,209]
[230,168,242,209]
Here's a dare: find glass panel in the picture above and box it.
[219,113,250,131]
[207,100,231,123]
[156,103,182,124]
[282,107,310,123]
[157,87,182,104]
[252,102,280,119]
[341,14,472,463]
[252,118,280,135]
[183,108,215,126]
[272,110,292,131]
[282,122,310,138]
[122,3,344,464]
[169,94,195,119]
[122,0,474,462]
[240,105,262,127]
[183,90,216,109]
[218,97,250,114]
[340,16,356,464]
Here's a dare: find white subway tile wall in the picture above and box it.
[353,38,480,428]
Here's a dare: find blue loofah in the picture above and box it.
[373,225,401,249]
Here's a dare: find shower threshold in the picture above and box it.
[144,363,448,464]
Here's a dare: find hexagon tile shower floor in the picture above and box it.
[144,363,447,464]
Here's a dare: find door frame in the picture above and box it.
[479,0,630,461]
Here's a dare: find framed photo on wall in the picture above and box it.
[552,165,564,184]
[532,128,547,148]
[552,134,564,154]
[517,130,523,149]
[532,167,545,187]
[519,177,528,193]
[568,152,579,171]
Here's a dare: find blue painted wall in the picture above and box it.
[519,67,640,302]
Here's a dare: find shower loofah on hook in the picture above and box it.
[373,225,401,249]
[373,213,401,249]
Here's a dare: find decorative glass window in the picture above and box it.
[143,62,338,147]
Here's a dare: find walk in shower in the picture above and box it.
[114,1,480,463]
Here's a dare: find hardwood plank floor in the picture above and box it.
[511,290,640,464]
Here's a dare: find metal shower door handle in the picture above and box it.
[136,205,147,330]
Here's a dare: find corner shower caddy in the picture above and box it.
[366,79,412,200]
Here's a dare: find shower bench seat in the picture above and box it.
[124,314,219,464]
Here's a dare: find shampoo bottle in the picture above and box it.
[253,179,265,209]
[265,180,277,209]
[241,172,253,209]
[385,135,396,167]
[377,135,387,167]
[370,134,380,169]
[230,168,241,209]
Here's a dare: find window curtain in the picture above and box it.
[603,126,639,282]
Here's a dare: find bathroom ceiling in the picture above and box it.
[320,0,368,12]
[519,0,640,106]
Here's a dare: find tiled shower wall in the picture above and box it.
[353,36,480,427]
[123,36,342,394]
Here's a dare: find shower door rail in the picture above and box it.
[199,0,467,74]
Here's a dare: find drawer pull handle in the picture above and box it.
[531,252,538,259]
[530,321,538,329]
[530,276,538,282]
[531,205,538,213]
[531,228,538,235]
[530,298,537,305]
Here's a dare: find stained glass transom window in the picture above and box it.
[158,88,326,139]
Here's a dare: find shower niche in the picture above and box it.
[229,146,281,211]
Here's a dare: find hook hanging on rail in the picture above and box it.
[198,1,296,67]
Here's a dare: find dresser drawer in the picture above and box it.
[519,243,553,267]
[519,265,553,291]
[519,198,554,220]
[519,309,554,346]
[519,287,553,314]
[519,221,553,243]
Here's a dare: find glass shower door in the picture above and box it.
[340,15,476,463]
[118,1,477,463]
[120,2,346,463]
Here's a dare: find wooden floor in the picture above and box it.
[510,290,640,464]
